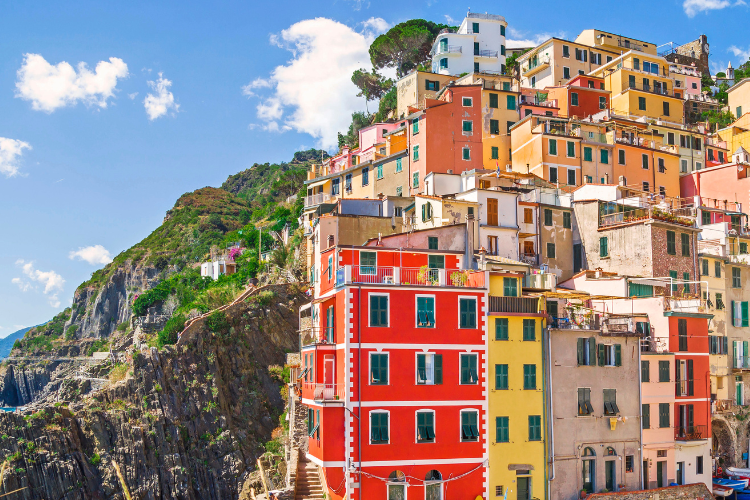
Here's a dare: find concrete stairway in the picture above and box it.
[294,457,324,499]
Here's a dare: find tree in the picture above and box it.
[505,49,530,77]
[351,69,393,113]
[702,110,735,130]
[369,20,451,77]
[375,86,397,122]
[337,111,371,149]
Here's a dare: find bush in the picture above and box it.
[65,325,78,341]
[109,363,128,384]
[265,438,283,455]
[205,311,229,333]
[86,339,110,357]
[116,322,129,332]
[157,314,186,347]
[89,452,101,466]
[12,340,21,351]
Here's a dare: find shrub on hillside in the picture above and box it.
[158,314,186,347]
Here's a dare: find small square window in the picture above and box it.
[463,97,473,107]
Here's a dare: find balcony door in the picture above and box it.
[323,355,334,399]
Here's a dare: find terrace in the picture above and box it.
[598,202,696,229]
[335,265,485,288]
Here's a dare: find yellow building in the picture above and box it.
[728,78,750,120]
[718,113,750,155]
[395,70,454,119]
[487,271,547,500]
[591,52,684,125]
[575,29,657,56]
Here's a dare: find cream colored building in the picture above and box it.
[395,71,454,119]
[728,78,750,120]
[575,29,658,56]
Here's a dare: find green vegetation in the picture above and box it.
[205,311,229,333]
[86,339,110,357]
[109,363,128,383]
[89,452,101,466]
[157,313,186,347]
[65,324,78,340]
[369,19,453,77]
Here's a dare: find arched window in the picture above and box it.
[388,471,406,500]
[425,470,443,500]
[606,447,616,456]
[582,447,596,493]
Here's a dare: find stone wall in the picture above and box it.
[588,483,712,500]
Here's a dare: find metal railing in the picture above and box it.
[675,425,707,441]
[713,399,736,413]
[675,380,694,396]
[488,296,540,314]
[617,39,650,53]
[599,206,695,228]
[524,56,551,73]
[303,382,345,402]
[474,49,499,58]
[734,356,750,369]
[433,45,462,55]
[304,192,333,207]
[335,265,485,288]
[625,82,679,97]
[549,312,601,330]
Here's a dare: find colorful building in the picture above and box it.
[544,75,610,119]
[431,12,508,77]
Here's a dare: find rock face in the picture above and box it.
[0,284,305,499]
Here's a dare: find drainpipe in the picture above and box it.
[638,337,644,490]
[357,284,362,496]
[546,326,555,494]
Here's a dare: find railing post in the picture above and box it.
[345,265,352,284]
[439,269,447,287]
[393,267,400,285]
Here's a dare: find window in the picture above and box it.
[659,186,665,197]
[567,168,576,186]
[425,79,439,91]
[507,121,515,133]
[523,319,536,341]
[395,157,403,173]
[472,22,479,33]
[642,182,649,192]
[413,145,420,161]
[563,212,571,229]
[440,58,448,69]
[638,97,646,110]
[666,231,676,255]
[669,270,678,293]
[417,296,435,328]
[603,389,619,415]
[462,120,473,133]
[462,147,471,160]
[496,416,509,442]
[507,95,516,110]
[460,298,477,328]
[642,360,650,382]
[500,25,505,36]
[491,146,499,159]
[658,158,665,173]
[495,318,509,340]
[388,471,406,500]
[370,353,388,385]
[413,172,419,189]
[598,344,622,366]
[495,364,508,390]
[584,147,592,162]
[668,132,675,145]
[600,149,609,164]
[563,67,570,79]
[524,208,533,224]
[663,101,669,116]
[503,277,518,297]
[362,167,369,186]
[642,404,650,428]
[531,76,535,88]
[332,178,340,195]
[416,411,435,442]
[377,164,383,180]
[490,119,500,135]
[371,412,389,443]
[678,318,688,351]
[396,186,402,197]
[628,75,636,88]
[427,254,444,269]
[571,92,579,106]
[717,293,725,310]
[599,96,606,109]
[562,45,570,57]
[697,456,703,475]
[461,410,479,441]
[523,364,537,389]
[567,141,575,158]
[462,97,472,107]
[578,387,594,415]
[659,403,670,428]
[549,166,558,183]
[549,139,557,155]
[503,82,510,91]
[734,267,742,288]
[460,353,478,384]
[344,173,353,192]
[659,360,670,382]
[489,93,498,108]
[681,233,690,256]
[547,242,556,258]
[577,337,597,366]
[370,294,388,327]
[325,305,334,342]
[715,260,722,278]
[618,149,626,165]
[544,209,552,226]
[738,106,743,118]
[474,62,480,73]
[528,415,541,441]
[638,153,648,170]
[360,251,376,275]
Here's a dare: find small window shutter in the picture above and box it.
[577,338,585,365]
[745,341,749,360]
[615,344,622,367]
[588,337,597,366]
[675,361,681,397]
[434,354,443,384]
[743,302,749,327]
[724,337,729,354]
[687,359,694,396]
[687,404,694,429]
[417,354,426,383]
[598,344,605,366]
[733,301,737,327]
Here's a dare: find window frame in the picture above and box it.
[369,410,390,444]
[459,297,478,329]
[462,97,473,107]
[415,294,436,329]
[459,352,479,385]
[495,363,509,390]
[369,293,390,327]
[369,352,389,385]
[415,409,436,443]
[460,409,480,442]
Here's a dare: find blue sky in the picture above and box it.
[0,0,748,336]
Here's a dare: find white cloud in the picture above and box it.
[128,92,139,100]
[69,245,113,265]
[444,14,459,25]
[247,17,385,149]
[143,73,179,120]
[361,17,390,36]
[0,138,31,178]
[344,0,369,10]
[683,0,746,16]
[15,54,128,112]
[241,77,272,97]
[13,260,65,308]
[506,29,564,49]
[729,45,750,64]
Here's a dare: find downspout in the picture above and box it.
[358,284,362,496]
[537,200,542,266]
[545,324,555,496]
[638,337,644,490]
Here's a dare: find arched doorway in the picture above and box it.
[712,418,735,469]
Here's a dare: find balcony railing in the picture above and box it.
[474,49,499,58]
[488,296,540,314]
[433,45,462,55]
[625,82,680,98]
[303,382,345,402]
[599,206,695,228]
[523,56,551,76]
[549,311,602,330]
[304,192,333,208]
[734,356,750,369]
[335,265,485,288]
[675,425,707,441]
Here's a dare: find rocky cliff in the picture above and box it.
[0,283,305,499]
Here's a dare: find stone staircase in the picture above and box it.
[294,457,323,499]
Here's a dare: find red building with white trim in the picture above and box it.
[299,245,488,500]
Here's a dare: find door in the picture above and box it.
[517,477,530,500]
[323,355,334,399]
[487,198,498,226]
[676,462,684,485]
[643,461,649,489]
[582,459,594,493]
[523,241,535,258]
[574,243,582,273]
[605,460,616,491]
[657,461,665,488]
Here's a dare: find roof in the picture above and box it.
[728,77,750,93]
[734,146,749,155]
[483,255,530,267]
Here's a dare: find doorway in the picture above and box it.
[323,355,334,399]
[657,461,666,488]
[605,460,616,491]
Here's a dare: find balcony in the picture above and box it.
[624,82,681,98]
[734,356,750,370]
[523,56,550,77]
[599,206,695,229]
[432,45,462,56]
[675,425,707,441]
[302,382,345,403]
[675,380,694,397]
[335,265,485,288]
[488,296,541,314]
[713,399,736,414]
[304,192,333,208]
[474,49,499,59]
[549,311,602,330]
[616,39,650,53]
